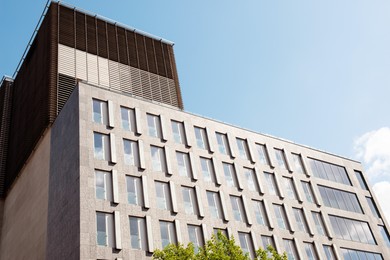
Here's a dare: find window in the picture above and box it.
[304,243,317,260]
[182,186,198,215]
[160,221,176,248]
[238,232,255,259]
[308,158,351,185]
[92,99,108,125]
[236,138,250,160]
[253,200,268,226]
[188,225,204,253]
[255,144,269,165]
[283,239,298,260]
[340,248,383,260]
[94,132,110,161]
[126,176,143,206]
[171,120,186,144]
[200,157,215,183]
[260,235,275,249]
[129,216,147,250]
[291,153,305,174]
[244,168,258,192]
[223,163,238,188]
[120,106,136,132]
[293,208,309,233]
[176,151,192,178]
[194,127,209,150]
[318,185,362,213]
[150,146,166,172]
[329,215,376,244]
[283,177,297,200]
[274,148,287,170]
[311,211,326,236]
[155,181,171,211]
[323,245,336,260]
[96,212,114,247]
[230,195,246,223]
[301,181,314,203]
[147,113,162,138]
[379,226,390,247]
[206,191,223,219]
[213,228,228,237]
[123,139,139,167]
[273,204,288,230]
[355,170,369,190]
[366,197,381,218]
[95,170,113,201]
[216,132,230,155]
[264,172,279,196]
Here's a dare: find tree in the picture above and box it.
[153,232,287,260]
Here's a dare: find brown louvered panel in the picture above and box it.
[107,23,118,62]
[154,40,166,77]
[167,45,183,109]
[57,74,76,113]
[117,27,129,65]
[126,30,138,68]
[150,73,161,102]
[168,79,179,107]
[86,15,97,55]
[97,19,108,58]
[159,76,171,105]
[140,70,152,100]
[119,63,132,94]
[162,43,172,79]
[145,37,157,74]
[108,60,121,92]
[130,67,142,97]
[136,35,148,71]
[59,5,75,47]
[75,11,86,51]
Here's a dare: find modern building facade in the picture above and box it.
[0,1,389,260]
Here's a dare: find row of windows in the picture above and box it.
[96,211,384,260]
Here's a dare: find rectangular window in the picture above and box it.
[94,132,110,161]
[200,157,216,183]
[264,172,279,196]
[120,106,136,132]
[366,197,381,218]
[126,176,143,206]
[244,168,259,192]
[301,181,314,203]
[283,239,298,260]
[176,151,192,178]
[182,186,198,215]
[260,235,275,249]
[236,138,250,160]
[318,185,362,213]
[194,126,209,150]
[308,158,351,186]
[230,195,246,223]
[293,208,309,233]
[150,146,166,172]
[160,221,176,248]
[291,153,305,174]
[340,248,383,260]
[92,99,108,125]
[223,163,238,188]
[273,204,288,230]
[95,170,113,201]
[171,120,186,145]
[238,232,255,259]
[323,245,336,260]
[147,113,162,138]
[123,139,139,167]
[255,143,269,165]
[304,243,317,260]
[129,216,147,250]
[188,225,204,253]
[311,211,326,236]
[155,181,171,211]
[206,191,223,219]
[355,170,369,190]
[283,177,297,200]
[213,228,228,237]
[216,132,230,155]
[379,226,390,247]
[329,215,376,245]
[253,200,268,226]
[96,212,114,247]
[274,148,287,170]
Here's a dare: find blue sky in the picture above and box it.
[1,1,390,221]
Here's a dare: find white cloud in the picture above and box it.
[354,127,390,224]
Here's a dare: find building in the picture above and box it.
[0,1,389,259]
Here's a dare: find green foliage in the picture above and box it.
[152,232,287,260]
